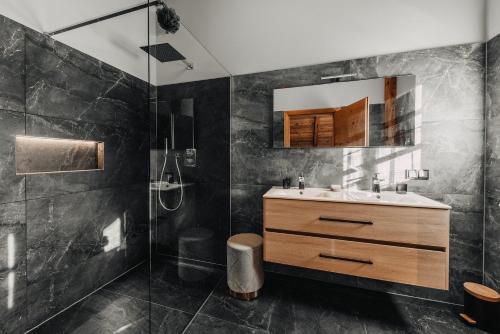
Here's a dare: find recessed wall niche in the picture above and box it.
[15,136,104,175]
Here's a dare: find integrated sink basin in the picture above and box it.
[263,187,450,209]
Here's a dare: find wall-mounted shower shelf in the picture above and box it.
[15,136,104,175]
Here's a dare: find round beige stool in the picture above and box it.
[227,233,264,300]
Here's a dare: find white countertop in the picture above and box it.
[263,187,451,210]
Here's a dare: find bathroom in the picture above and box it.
[0,0,498,333]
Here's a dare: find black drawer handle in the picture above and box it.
[319,253,373,265]
[319,216,373,225]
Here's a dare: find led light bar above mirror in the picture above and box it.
[15,136,104,175]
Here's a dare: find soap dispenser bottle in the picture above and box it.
[372,173,381,193]
[298,173,305,190]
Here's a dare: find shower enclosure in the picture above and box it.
[147,0,232,329]
[0,1,230,332]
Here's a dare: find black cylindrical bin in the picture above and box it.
[460,282,500,332]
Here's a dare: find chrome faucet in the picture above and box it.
[298,173,305,190]
[372,173,383,193]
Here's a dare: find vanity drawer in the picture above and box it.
[264,198,449,248]
[264,231,448,290]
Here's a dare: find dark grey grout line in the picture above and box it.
[100,286,195,317]
[0,199,29,206]
[194,314,272,334]
[154,252,226,270]
[23,111,150,134]
[0,107,25,115]
[22,181,150,202]
[25,260,146,333]
[181,275,225,334]
[194,278,272,333]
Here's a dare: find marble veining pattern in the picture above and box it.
[153,78,230,265]
[0,201,27,334]
[0,13,150,332]
[231,43,485,304]
[485,34,500,291]
[32,257,486,334]
[25,30,148,131]
[26,184,148,327]
[0,109,26,204]
[25,114,149,199]
[0,15,25,113]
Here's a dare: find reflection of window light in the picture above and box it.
[7,272,14,309]
[342,148,364,189]
[114,323,133,333]
[103,218,121,252]
[414,85,423,145]
[7,233,15,269]
[376,148,393,185]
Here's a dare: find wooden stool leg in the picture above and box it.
[459,313,477,325]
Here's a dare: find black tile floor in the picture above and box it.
[30,257,488,334]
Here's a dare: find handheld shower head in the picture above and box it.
[159,137,183,211]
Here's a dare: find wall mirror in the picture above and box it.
[273,75,416,148]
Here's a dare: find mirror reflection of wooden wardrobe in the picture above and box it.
[283,97,369,148]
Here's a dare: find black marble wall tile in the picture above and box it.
[348,45,485,304]
[0,15,25,114]
[485,34,500,292]
[25,114,149,199]
[25,31,148,132]
[153,78,231,266]
[231,43,485,304]
[0,201,26,334]
[26,183,148,327]
[156,78,230,185]
[154,184,229,265]
[0,109,26,204]
[154,184,198,256]
[195,183,230,263]
[0,13,151,332]
[231,184,269,235]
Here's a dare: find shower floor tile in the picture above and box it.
[28,258,488,334]
[103,258,224,314]
[200,272,487,334]
[184,314,269,334]
[30,289,192,334]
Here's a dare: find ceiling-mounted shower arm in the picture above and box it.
[183,60,194,70]
[48,1,161,36]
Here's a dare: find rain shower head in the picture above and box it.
[141,43,185,63]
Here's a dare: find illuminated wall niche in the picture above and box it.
[15,136,104,175]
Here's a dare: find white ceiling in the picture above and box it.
[487,0,500,39]
[0,0,228,85]
[0,0,487,85]
[169,0,486,75]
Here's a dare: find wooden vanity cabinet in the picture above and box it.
[263,198,450,290]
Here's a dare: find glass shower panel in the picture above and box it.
[148,1,231,332]
[0,1,151,332]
